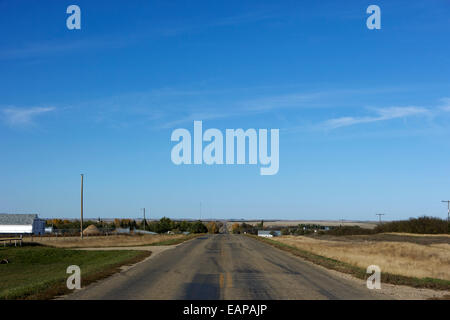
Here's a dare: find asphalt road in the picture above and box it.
[66,234,389,300]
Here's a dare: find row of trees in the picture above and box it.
[142,219,224,234]
[206,221,223,234]
[230,221,326,235]
[231,222,258,234]
[46,217,213,234]
[317,216,449,236]
[280,224,330,236]
[46,219,111,230]
[142,217,208,234]
[317,216,450,235]
[230,216,450,236]
[374,216,449,234]
[317,226,374,236]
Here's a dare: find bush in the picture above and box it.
[232,223,258,234]
[188,221,208,233]
[320,226,376,236]
[146,218,207,234]
[374,216,449,234]
[206,222,222,234]
[316,216,449,236]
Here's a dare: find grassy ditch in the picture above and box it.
[248,234,450,290]
[0,245,150,300]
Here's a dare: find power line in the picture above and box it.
[375,213,385,224]
[441,200,450,224]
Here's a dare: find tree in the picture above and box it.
[179,220,190,232]
[189,221,208,233]
[157,217,173,233]
[238,223,258,235]
[207,222,220,234]
[257,220,264,229]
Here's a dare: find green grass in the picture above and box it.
[248,234,450,291]
[0,245,150,300]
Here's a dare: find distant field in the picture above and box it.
[315,232,450,245]
[29,234,199,248]
[274,234,450,281]
[0,246,149,299]
[242,220,378,229]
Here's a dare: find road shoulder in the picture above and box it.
[247,235,450,300]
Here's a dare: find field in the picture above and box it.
[242,220,378,229]
[28,233,199,248]
[0,245,150,299]
[271,233,450,281]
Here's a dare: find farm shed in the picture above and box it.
[0,213,46,235]
[257,230,282,237]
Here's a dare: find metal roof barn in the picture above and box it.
[0,213,46,235]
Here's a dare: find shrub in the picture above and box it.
[375,216,449,234]
[321,226,376,236]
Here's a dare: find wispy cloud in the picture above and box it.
[158,92,322,128]
[322,106,429,129]
[160,111,241,129]
[239,92,324,112]
[440,97,450,111]
[0,11,277,60]
[2,106,55,126]
[79,86,440,130]
[209,11,277,27]
[154,11,277,36]
[0,36,132,60]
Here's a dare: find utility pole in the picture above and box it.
[375,213,385,224]
[200,202,202,221]
[441,200,450,224]
[80,174,84,239]
[142,208,146,230]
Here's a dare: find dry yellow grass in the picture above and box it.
[30,234,190,248]
[383,232,450,238]
[275,235,450,281]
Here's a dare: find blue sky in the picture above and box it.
[0,0,449,221]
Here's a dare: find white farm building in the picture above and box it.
[0,214,46,235]
[257,230,281,238]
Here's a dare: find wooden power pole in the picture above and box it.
[142,208,146,230]
[81,174,84,239]
[376,213,385,224]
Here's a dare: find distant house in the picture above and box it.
[133,229,157,235]
[257,230,281,238]
[115,227,131,234]
[45,226,54,234]
[0,214,46,235]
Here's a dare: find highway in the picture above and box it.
[66,234,389,300]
